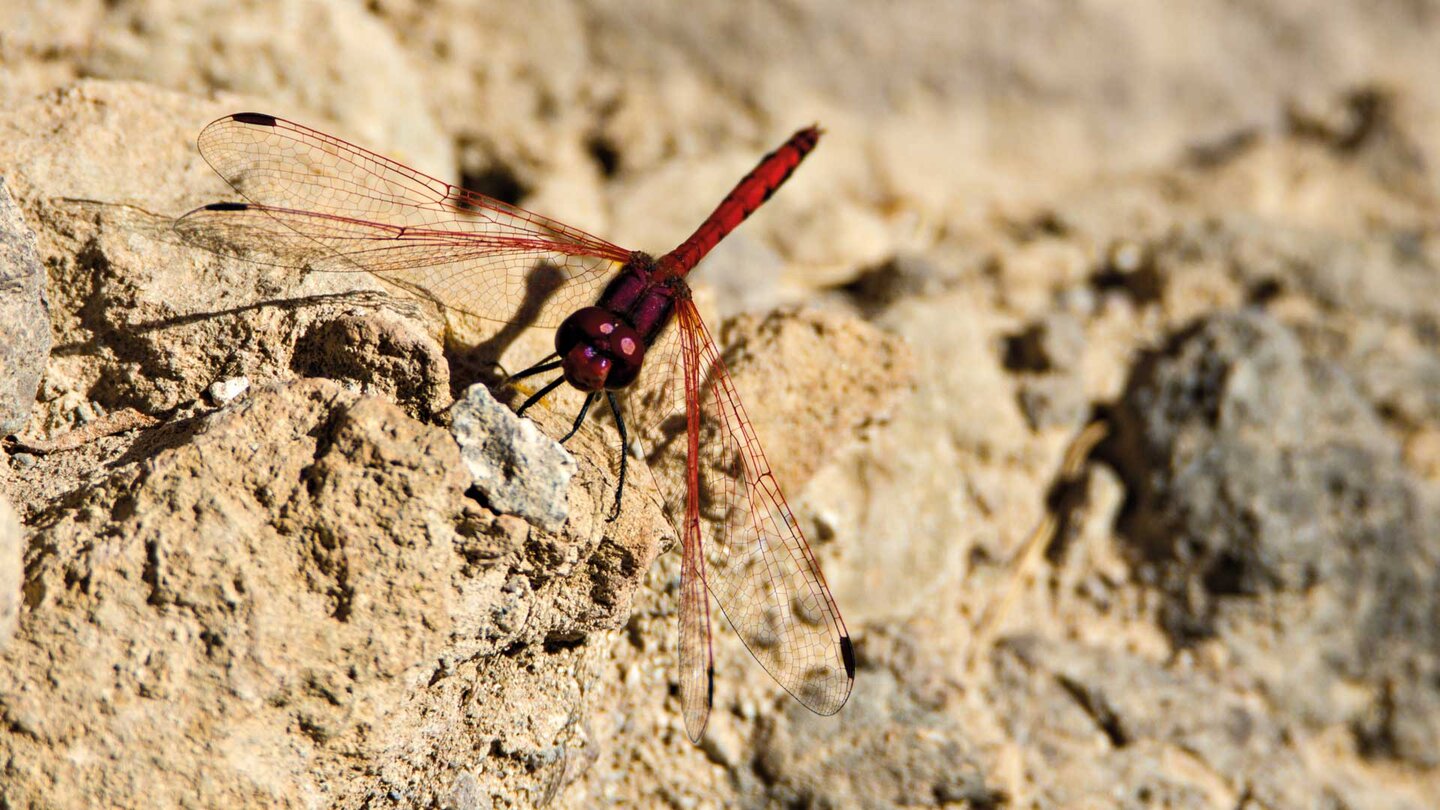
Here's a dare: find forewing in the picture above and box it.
[631,299,854,727]
[178,113,632,327]
[678,528,715,741]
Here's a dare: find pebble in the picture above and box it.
[448,383,575,532]
[208,376,251,405]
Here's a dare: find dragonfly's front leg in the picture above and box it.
[506,353,560,385]
[515,377,564,417]
[505,354,626,521]
[559,393,596,444]
[605,392,627,522]
[509,353,565,418]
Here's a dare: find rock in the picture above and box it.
[7,4,1440,805]
[1006,312,1091,432]
[0,82,451,432]
[1106,310,1440,765]
[206,375,249,405]
[995,637,1425,810]
[291,310,451,420]
[1017,374,1089,431]
[442,771,492,810]
[686,233,786,317]
[713,308,914,494]
[0,379,643,807]
[748,622,993,808]
[752,676,988,807]
[841,252,980,315]
[1004,313,1086,374]
[450,383,577,532]
[1,380,463,805]
[0,176,51,436]
[81,0,454,182]
[0,492,20,650]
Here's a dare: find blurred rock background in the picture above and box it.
[1,1,1439,807]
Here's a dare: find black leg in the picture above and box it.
[559,393,596,444]
[517,376,565,417]
[507,354,561,384]
[605,392,628,522]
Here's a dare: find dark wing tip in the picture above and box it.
[685,665,716,743]
[229,112,279,127]
[840,635,856,680]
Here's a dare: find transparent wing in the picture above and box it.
[176,112,633,327]
[678,529,715,741]
[630,299,854,741]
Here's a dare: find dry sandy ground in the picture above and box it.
[1,2,1439,808]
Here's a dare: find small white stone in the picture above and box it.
[1111,240,1145,272]
[208,377,251,405]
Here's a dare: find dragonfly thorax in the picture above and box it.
[553,253,683,392]
[555,307,646,392]
[598,251,681,341]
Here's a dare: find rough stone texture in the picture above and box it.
[1107,311,1440,767]
[0,492,19,650]
[3,2,1440,807]
[0,83,453,438]
[0,176,50,436]
[3,380,459,805]
[989,636,1423,810]
[449,383,577,532]
[292,310,452,420]
[0,379,657,807]
[76,0,456,181]
[715,307,914,493]
[746,622,994,808]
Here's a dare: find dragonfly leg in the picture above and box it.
[605,392,627,522]
[559,393,596,444]
[507,354,561,384]
[516,376,565,417]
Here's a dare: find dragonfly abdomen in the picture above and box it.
[659,126,821,278]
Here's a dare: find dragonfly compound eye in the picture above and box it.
[557,307,647,391]
[561,344,611,392]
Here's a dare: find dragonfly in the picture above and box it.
[176,112,854,741]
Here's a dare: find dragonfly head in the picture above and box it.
[556,306,646,392]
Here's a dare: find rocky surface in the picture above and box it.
[450,383,577,532]
[0,176,50,437]
[1107,311,1440,766]
[0,492,19,650]
[2,1,1440,808]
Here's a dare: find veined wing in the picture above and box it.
[633,298,855,741]
[176,113,633,327]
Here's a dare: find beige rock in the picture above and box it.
[0,379,649,806]
[3,2,1440,806]
[0,492,19,650]
[0,81,451,432]
[81,0,453,180]
[0,176,50,438]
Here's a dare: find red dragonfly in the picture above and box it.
[177,113,854,741]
